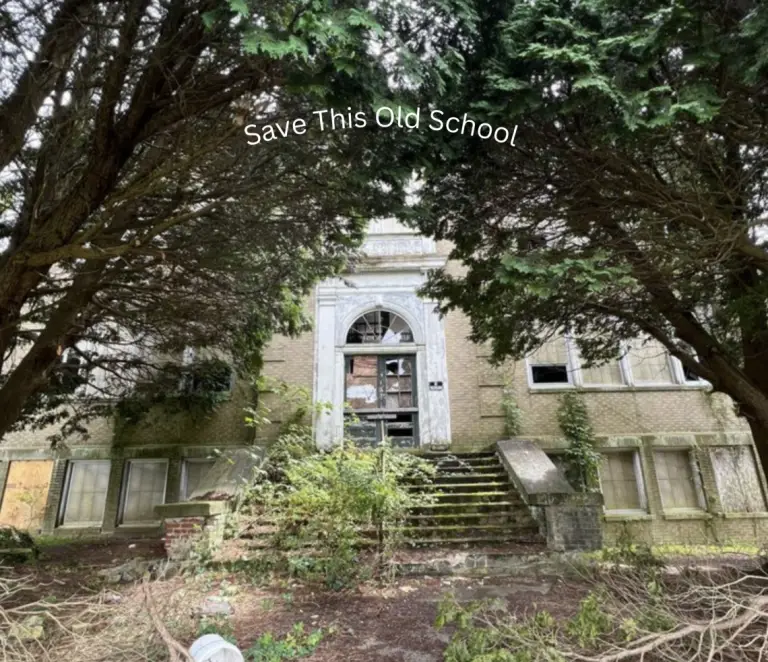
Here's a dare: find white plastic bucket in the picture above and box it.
[189,634,244,662]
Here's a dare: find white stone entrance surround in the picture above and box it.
[313,221,451,448]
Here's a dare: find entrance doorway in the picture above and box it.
[344,354,418,448]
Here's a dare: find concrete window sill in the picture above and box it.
[528,385,710,394]
[603,512,653,522]
[718,511,768,520]
[661,510,712,521]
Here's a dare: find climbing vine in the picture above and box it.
[557,392,601,491]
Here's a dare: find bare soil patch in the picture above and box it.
[1,538,590,661]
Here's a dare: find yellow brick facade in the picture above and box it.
[2,232,767,548]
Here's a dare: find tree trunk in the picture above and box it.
[745,415,768,487]
[0,263,105,439]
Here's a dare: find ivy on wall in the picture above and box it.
[557,392,601,492]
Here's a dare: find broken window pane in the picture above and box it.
[345,355,379,409]
[346,310,413,344]
[529,337,570,384]
[531,365,569,384]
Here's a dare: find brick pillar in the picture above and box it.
[156,502,227,560]
[163,516,205,557]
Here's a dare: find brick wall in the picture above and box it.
[162,514,226,560]
[441,308,746,447]
[257,293,316,443]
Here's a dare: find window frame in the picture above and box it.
[57,460,111,528]
[621,341,677,387]
[597,450,648,515]
[653,449,708,513]
[525,335,576,390]
[671,356,708,386]
[525,334,709,392]
[180,458,216,501]
[118,459,169,526]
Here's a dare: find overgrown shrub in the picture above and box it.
[241,436,435,589]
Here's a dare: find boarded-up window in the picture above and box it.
[61,461,110,526]
[711,447,767,513]
[0,460,54,531]
[600,452,643,511]
[120,460,167,524]
[627,340,673,383]
[182,460,216,500]
[529,337,570,384]
[654,451,702,510]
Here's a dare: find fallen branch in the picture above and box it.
[574,594,768,661]
[141,581,195,662]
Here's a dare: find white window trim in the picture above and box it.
[671,356,709,386]
[525,335,576,390]
[620,343,678,387]
[57,460,111,528]
[598,450,649,515]
[526,336,710,392]
[118,459,169,526]
[181,458,215,500]
[571,339,628,389]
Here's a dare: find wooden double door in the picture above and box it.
[344,354,418,448]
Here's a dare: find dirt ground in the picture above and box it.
[226,573,589,662]
[1,538,591,661]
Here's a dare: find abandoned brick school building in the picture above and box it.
[1,219,767,550]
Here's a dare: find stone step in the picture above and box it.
[423,453,499,466]
[397,523,538,538]
[432,463,504,474]
[409,481,511,492]
[433,472,508,485]
[406,513,532,527]
[410,500,525,514]
[431,490,516,504]
[403,533,543,546]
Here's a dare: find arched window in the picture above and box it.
[346,310,413,345]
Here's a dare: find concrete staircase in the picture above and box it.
[399,450,543,546]
[238,449,545,552]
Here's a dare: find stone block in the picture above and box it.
[155,501,228,519]
[497,439,574,496]
[497,440,603,551]
[188,448,263,500]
